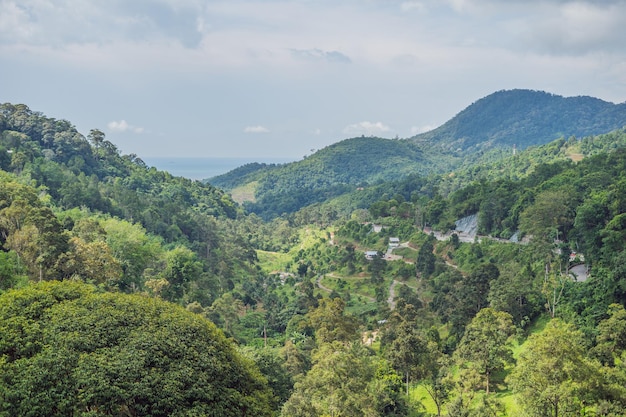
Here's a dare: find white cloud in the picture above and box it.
[343,121,391,136]
[401,2,426,12]
[2,0,626,159]
[244,125,270,133]
[410,125,437,135]
[107,120,144,134]
[290,48,352,64]
[520,1,626,55]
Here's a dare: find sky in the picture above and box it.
[1,0,626,160]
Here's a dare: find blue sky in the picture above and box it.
[1,0,625,159]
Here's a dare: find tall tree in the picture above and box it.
[508,319,601,417]
[307,298,359,345]
[416,238,435,277]
[591,303,626,366]
[281,342,408,417]
[455,308,515,395]
[386,320,429,395]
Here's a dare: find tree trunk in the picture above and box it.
[406,371,409,396]
[486,369,490,395]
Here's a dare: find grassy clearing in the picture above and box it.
[393,246,418,258]
[256,250,291,273]
[410,384,438,415]
[229,181,258,204]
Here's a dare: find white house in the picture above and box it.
[365,251,379,260]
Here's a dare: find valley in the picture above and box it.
[1,91,626,416]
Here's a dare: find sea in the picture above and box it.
[142,157,294,181]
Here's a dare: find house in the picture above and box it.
[389,237,400,247]
[365,251,379,260]
[570,252,585,263]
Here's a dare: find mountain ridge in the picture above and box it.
[209,89,626,219]
[412,89,626,152]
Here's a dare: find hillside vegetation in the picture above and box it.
[4,93,626,416]
[414,89,626,152]
[210,89,626,220]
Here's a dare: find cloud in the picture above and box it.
[289,48,351,64]
[520,1,626,55]
[410,125,437,135]
[0,1,205,47]
[244,125,270,133]
[343,121,391,136]
[401,2,426,12]
[107,120,144,134]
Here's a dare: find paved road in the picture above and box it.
[388,280,399,310]
[316,275,332,293]
[569,264,589,282]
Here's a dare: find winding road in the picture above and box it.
[387,280,399,310]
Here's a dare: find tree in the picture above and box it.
[307,298,360,345]
[100,217,162,291]
[239,346,294,412]
[507,319,601,417]
[369,252,387,284]
[0,250,23,291]
[281,342,408,417]
[416,238,435,277]
[488,261,541,325]
[519,188,578,243]
[422,341,452,417]
[87,128,105,156]
[446,263,500,338]
[0,281,273,417]
[60,236,123,285]
[160,245,203,302]
[591,303,626,366]
[208,292,245,336]
[455,308,515,395]
[386,320,429,395]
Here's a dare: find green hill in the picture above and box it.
[413,89,626,152]
[209,89,626,220]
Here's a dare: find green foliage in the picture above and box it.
[507,319,602,417]
[209,90,626,220]
[307,298,360,345]
[239,347,294,411]
[414,89,626,153]
[5,96,626,416]
[0,281,273,416]
[454,308,515,395]
[416,239,436,277]
[281,342,410,417]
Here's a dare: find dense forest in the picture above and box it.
[3,95,626,416]
[210,89,626,220]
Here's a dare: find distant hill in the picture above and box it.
[210,136,437,188]
[209,89,626,219]
[209,137,457,219]
[413,89,626,152]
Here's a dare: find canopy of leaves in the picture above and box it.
[413,89,626,152]
[0,281,273,417]
[208,90,626,220]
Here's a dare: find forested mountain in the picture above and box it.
[0,102,262,302]
[414,89,626,152]
[210,89,626,220]
[210,136,458,220]
[6,99,626,416]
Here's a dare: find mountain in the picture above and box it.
[209,137,455,219]
[413,89,626,152]
[210,89,626,219]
